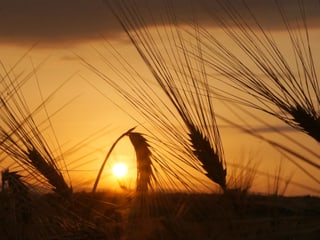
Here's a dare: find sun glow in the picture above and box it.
[112,162,128,178]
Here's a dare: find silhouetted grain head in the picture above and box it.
[198,0,320,143]
[2,169,18,192]
[127,132,155,219]
[1,169,24,191]
[96,0,229,193]
[128,132,153,193]
[187,123,226,190]
[288,105,320,142]
[0,59,71,197]
[1,168,32,225]
[27,148,71,198]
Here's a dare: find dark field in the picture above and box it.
[1,191,319,239]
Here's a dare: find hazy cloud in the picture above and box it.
[0,0,119,46]
[0,0,319,47]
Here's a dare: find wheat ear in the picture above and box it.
[289,105,320,142]
[27,148,71,198]
[128,132,153,193]
[128,131,154,219]
[187,123,227,191]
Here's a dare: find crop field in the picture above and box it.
[1,0,320,239]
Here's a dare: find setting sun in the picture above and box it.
[112,162,128,178]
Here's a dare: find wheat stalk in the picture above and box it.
[197,0,320,142]
[94,0,228,191]
[0,60,72,197]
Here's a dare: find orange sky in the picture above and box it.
[0,0,319,196]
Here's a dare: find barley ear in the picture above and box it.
[188,123,227,191]
[128,132,154,219]
[27,148,71,198]
[128,132,153,193]
[289,105,320,142]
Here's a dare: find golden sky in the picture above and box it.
[0,0,319,195]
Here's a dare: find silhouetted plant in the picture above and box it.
[128,132,154,193]
[88,0,227,192]
[0,59,72,198]
[197,0,320,142]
